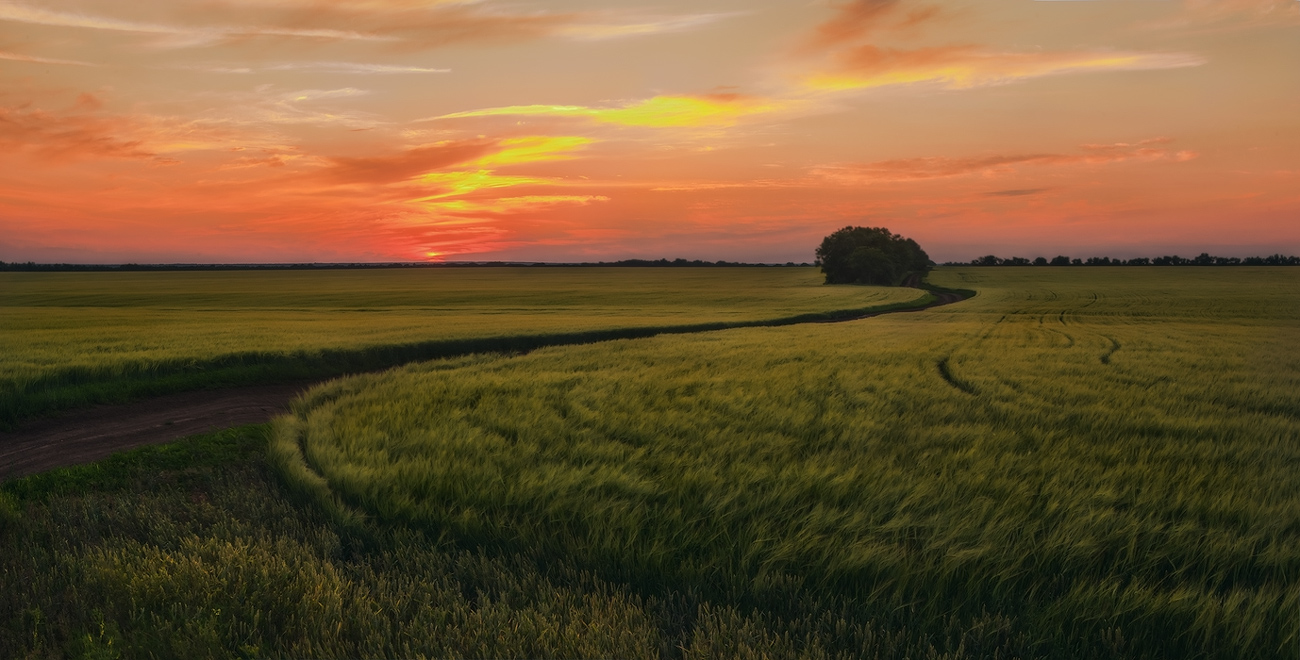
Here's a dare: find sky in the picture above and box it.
[1,0,1298,264]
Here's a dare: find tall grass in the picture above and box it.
[2,427,1047,659]
[0,268,924,427]
[275,267,1300,659]
[0,429,668,659]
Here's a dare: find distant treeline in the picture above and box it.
[0,259,814,272]
[946,253,1300,267]
[577,258,814,268]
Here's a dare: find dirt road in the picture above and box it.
[0,288,969,481]
[0,382,310,480]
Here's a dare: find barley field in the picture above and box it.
[270,267,1300,659]
[0,268,922,426]
[2,267,1296,658]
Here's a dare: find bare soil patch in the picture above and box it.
[0,382,312,480]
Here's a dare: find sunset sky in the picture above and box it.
[1,0,1298,263]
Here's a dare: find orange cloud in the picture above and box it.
[0,92,299,166]
[813,139,1197,182]
[801,0,942,52]
[424,195,609,221]
[324,139,498,184]
[0,102,160,162]
[0,49,96,66]
[430,94,794,128]
[805,45,1205,91]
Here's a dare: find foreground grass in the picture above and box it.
[1,428,1021,659]
[274,267,1300,659]
[0,268,924,428]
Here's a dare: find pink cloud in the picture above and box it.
[800,0,943,52]
[813,139,1198,183]
[323,140,499,184]
[805,45,1205,91]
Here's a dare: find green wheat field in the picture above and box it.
[0,268,924,428]
[2,267,1298,659]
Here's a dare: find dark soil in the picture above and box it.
[0,382,312,480]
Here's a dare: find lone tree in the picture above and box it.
[815,226,932,285]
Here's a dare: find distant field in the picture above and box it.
[273,267,1300,659]
[0,268,924,426]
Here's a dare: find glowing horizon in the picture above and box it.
[2,0,1298,264]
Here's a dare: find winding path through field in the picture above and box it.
[0,288,967,481]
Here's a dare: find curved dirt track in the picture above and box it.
[0,289,968,481]
[0,382,312,480]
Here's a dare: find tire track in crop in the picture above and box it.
[1100,336,1121,364]
[936,357,977,395]
[934,306,1023,396]
[1,286,972,481]
[1042,327,1075,348]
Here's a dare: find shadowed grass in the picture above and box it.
[3,427,1047,659]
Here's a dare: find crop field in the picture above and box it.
[270,267,1300,658]
[2,267,1297,658]
[0,268,923,426]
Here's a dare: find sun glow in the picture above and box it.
[0,0,1293,263]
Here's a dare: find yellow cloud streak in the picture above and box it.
[410,135,593,203]
[434,94,791,128]
[429,195,609,213]
[806,51,1205,91]
[413,170,551,199]
[474,135,593,167]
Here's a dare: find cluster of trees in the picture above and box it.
[953,253,1300,267]
[815,226,932,285]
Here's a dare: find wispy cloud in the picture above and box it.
[984,188,1049,197]
[0,48,96,66]
[323,139,498,185]
[427,94,797,129]
[313,135,596,212]
[0,1,738,50]
[0,97,285,164]
[559,12,742,40]
[209,87,384,129]
[804,45,1205,91]
[180,62,449,75]
[813,139,1197,182]
[428,195,609,219]
[410,136,594,201]
[267,62,449,74]
[1139,0,1300,32]
[0,1,392,47]
[0,103,155,162]
[800,0,943,52]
